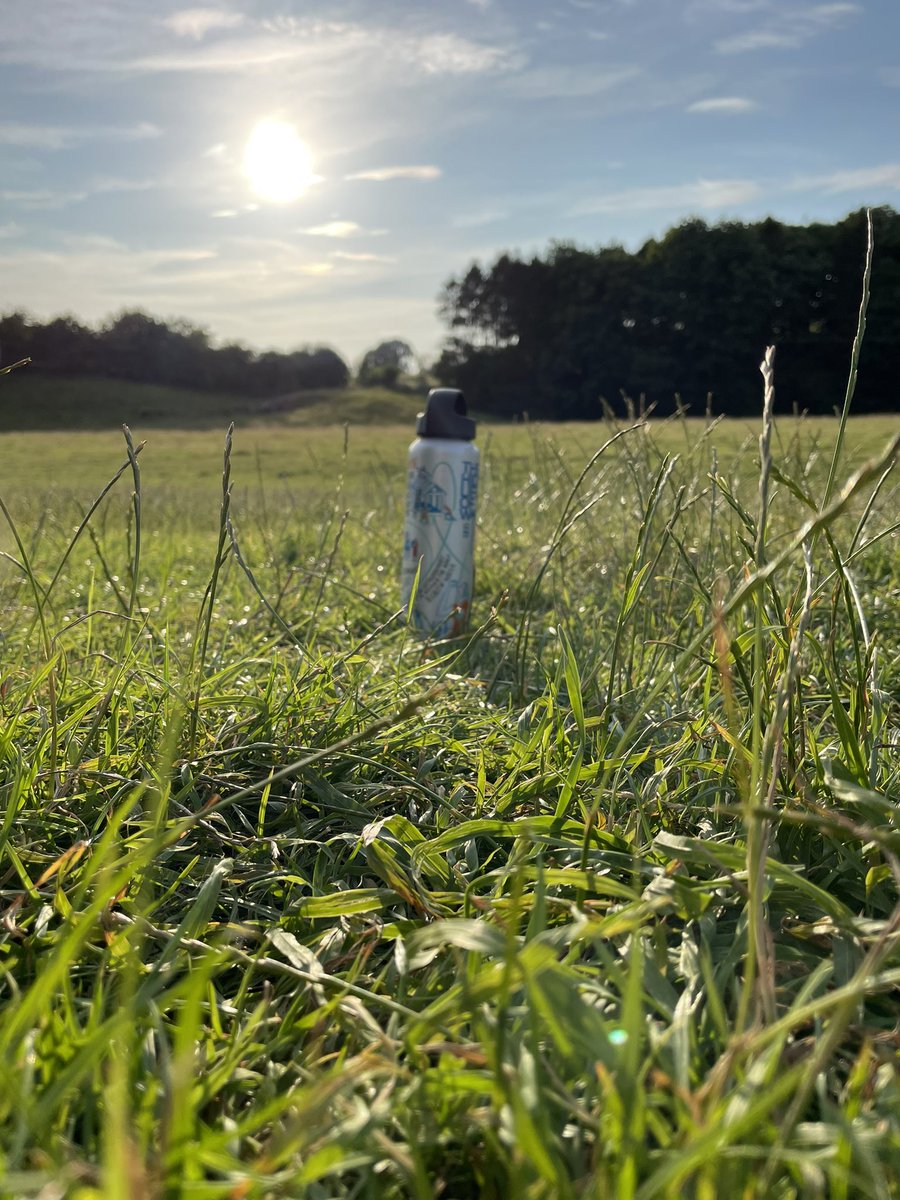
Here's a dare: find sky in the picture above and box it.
[1,0,898,366]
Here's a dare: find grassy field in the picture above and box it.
[0,400,898,1198]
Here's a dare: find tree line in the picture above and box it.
[434,207,899,418]
[0,310,349,396]
[4,208,897,418]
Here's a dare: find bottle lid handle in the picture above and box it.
[415,388,476,440]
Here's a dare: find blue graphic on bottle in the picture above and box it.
[413,469,451,518]
[460,461,478,520]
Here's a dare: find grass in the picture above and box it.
[0,410,895,504]
[0,390,897,1197]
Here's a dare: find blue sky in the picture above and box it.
[1,0,897,365]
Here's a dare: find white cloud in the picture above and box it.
[716,3,860,53]
[163,8,245,39]
[346,165,442,182]
[0,188,57,207]
[123,19,520,81]
[0,13,501,81]
[91,176,159,195]
[0,121,161,149]
[1,236,332,307]
[573,178,761,215]
[0,123,74,150]
[717,29,799,51]
[0,222,22,239]
[0,176,157,210]
[301,221,368,238]
[790,164,900,193]
[130,28,356,73]
[573,163,899,219]
[686,0,774,14]
[401,32,523,76]
[687,96,758,113]
[506,64,640,100]
[809,2,860,16]
[0,3,146,73]
[332,251,396,263]
[504,64,719,118]
[452,208,508,228]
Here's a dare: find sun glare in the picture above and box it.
[244,120,315,203]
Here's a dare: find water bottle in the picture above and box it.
[401,388,479,637]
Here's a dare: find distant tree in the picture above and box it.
[0,311,35,369]
[300,347,350,389]
[357,339,418,389]
[208,342,255,394]
[99,311,173,382]
[161,319,214,389]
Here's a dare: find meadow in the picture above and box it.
[0,390,897,1197]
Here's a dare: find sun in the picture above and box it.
[243,120,316,203]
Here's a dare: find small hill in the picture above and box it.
[0,374,424,431]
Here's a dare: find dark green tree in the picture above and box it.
[436,208,900,418]
[357,339,418,389]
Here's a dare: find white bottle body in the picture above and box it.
[401,436,480,637]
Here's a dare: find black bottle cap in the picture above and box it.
[415,388,476,440]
